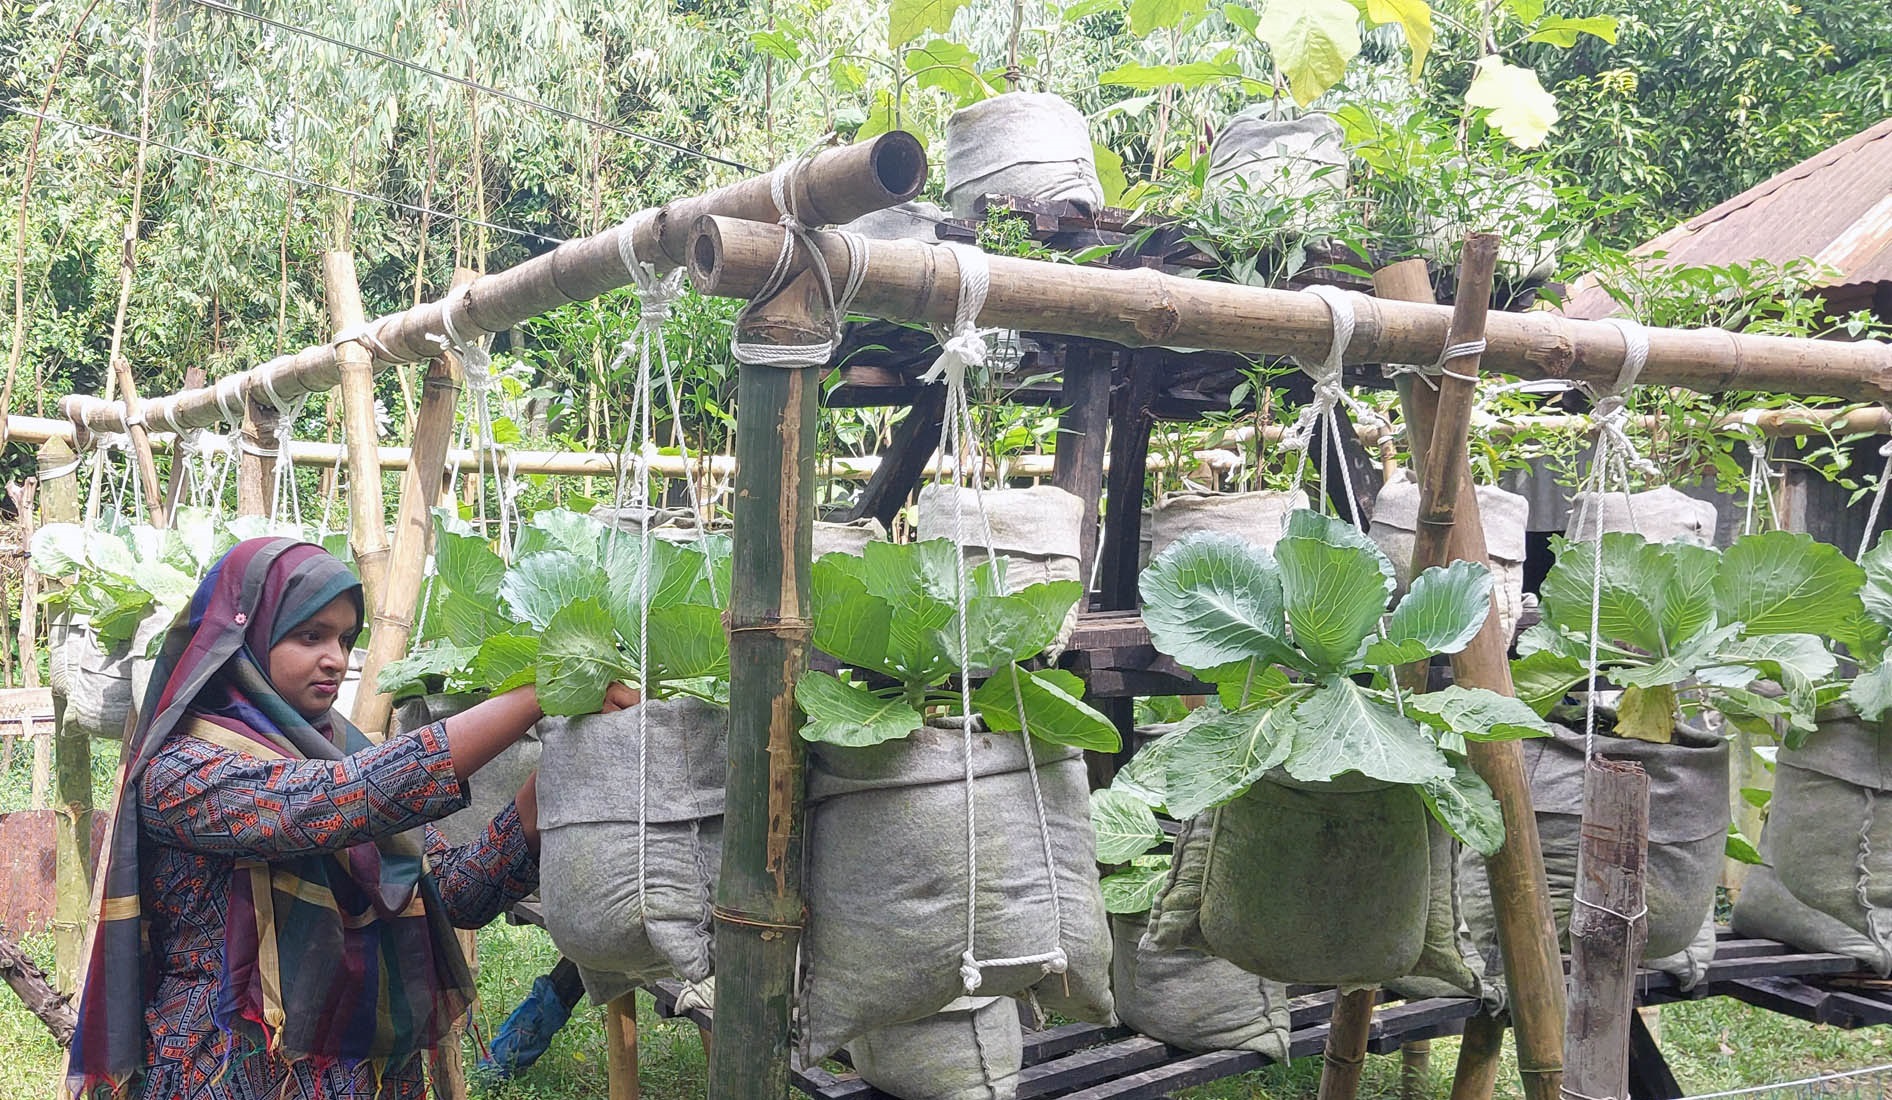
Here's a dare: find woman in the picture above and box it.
[65,537,633,1098]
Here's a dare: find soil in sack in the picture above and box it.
[799,721,1114,1062]
[845,996,1024,1100]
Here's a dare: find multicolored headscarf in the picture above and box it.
[67,538,474,1098]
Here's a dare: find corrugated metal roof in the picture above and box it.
[1563,117,1892,320]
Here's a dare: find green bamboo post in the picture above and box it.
[708,267,827,1099]
[39,438,92,989]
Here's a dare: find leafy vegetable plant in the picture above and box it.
[1089,787,1171,914]
[1828,533,1892,728]
[796,539,1119,752]
[1115,510,1553,857]
[1513,531,1857,744]
[377,508,731,715]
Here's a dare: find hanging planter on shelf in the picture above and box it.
[1564,484,1718,545]
[845,995,1024,1100]
[1144,488,1307,568]
[943,93,1104,217]
[917,484,1084,659]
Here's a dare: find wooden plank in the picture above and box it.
[1014,1037,1174,1097]
[1023,1021,1135,1062]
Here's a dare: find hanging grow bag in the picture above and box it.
[917,485,1085,659]
[1461,719,1729,998]
[1371,474,1530,642]
[1153,770,1433,986]
[1383,820,1492,1004]
[942,93,1104,217]
[537,697,728,992]
[394,692,541,849]
[845,995,1024,1100]
[1145,490,1307,566]
[1564,486,1718,544]
[49,609,169,740]
[798,721,1114,1062]
[1733,708,1892,975]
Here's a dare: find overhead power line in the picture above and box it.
[184,0,758,174]
[0,101,570,245]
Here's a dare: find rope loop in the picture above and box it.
[729,153,872,368]
[212,375,246,425]
[618,209,688,324]
[336,319,399,362]
[919,244,991,388]
[437,283,495,392]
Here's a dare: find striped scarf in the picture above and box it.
[66,538,474,1097]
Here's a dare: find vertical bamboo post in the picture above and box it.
[39,438,92,988]
[323,251,391,613]
[1401,1039,1433,1100]
[110,356,166,528]
[1318,988,1378,1100]
[709,266,827,1100]
[1565,758,1649,1100]
[605,993,641,1100]
[236,395,280,517]
[1449,1016,1507,1100]
[1378,245,1565,1100]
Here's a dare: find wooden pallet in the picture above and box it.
[645,931,1892,1100]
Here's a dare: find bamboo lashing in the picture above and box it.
[57,133,926,437]
[687,217,1892,404]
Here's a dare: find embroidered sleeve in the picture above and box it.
[140,723,470,857]
[424,804,540,929]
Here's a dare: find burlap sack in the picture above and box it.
[537,698,727,990]
[1461,720,1728,1002]
[1147,491,1308,561]
[943,93,1103,217]
[845,996,1024,1100]
[1206,111,1348,224]
[49,610,169,740]
[1733,709,1892,975]
[917,485,1084,660]
[812,517,888,559]
[1384,821,1491,1004]
[1372,473,1529,641]
[1155,772,1433,986]
[1564,487,1718,544]
[799,721,1114,1061]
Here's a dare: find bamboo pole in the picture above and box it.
[709,268,825,1100]
[687,218,1892,404]
[1565,757,1650,1100]
[323,251,391,615]
[236,394,279,517]
[59,133,927,437]
[351,271,475,738]
[1317,988,1377,1100]
[605,993,640,1100]
[1393,240,1565,1100]
[37,437,93,990]
[1401,1040,1433,1100]
[1450,1016,1507,1100]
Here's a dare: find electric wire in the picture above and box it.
[183,0,758,174]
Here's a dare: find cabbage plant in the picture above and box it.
[1846,534,1892,726]
[1116,510,1553,857]
[1514,531,1859,744]
[796,539,1119,752]
[377,508,730,715]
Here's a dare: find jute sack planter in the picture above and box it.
[811,517,888,559]
[845,995,1024,1100]
[799,721,1114,1062]
[1564,486,1718,544]
[1154,771,1432,986]
[1146,491,1308,564]
[538,698,727,991]
[1115,816,1291,1056]
[1733,708,1892,975]
[1461,720,1729,999]
[1371,474,1529,641]
[1205,111,1348,225]
[1383,820,1492,1005]
[917,485,1084,659]
[943,93,1104,217]
[49,609,169,739]
[391,692,540,849]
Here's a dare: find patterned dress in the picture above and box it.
[136,722,538,1100]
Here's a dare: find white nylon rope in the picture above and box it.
[436,283,519,559]
[922,243,1069,995]
[1858,438,1892,560]
[728,156,871,369]
[255,370,309,529]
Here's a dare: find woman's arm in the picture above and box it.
[439,682,637,780]
[423,805,539,928]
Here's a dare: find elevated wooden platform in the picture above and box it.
[647,932,1892,1100]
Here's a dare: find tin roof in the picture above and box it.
[1562,117,1892,320]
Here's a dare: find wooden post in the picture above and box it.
[324,251,391,613]
[1313,400,1382,526]
[1378,247,1566,1100]
[1096,351,1160,612]
[709,263,826,1100]
[605,993,641,1100]
[844,384,946,531]
[0,926,75,1045]
[1051,344,1115,585]
[38,438,92,989]
[1318,988,1377,1100]
[1565,757,1650,1100]
[236,394,280,517]
[1401,1040,1433,1100]
[1449,1015,1507,1100]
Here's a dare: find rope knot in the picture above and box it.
[960,954,985,994]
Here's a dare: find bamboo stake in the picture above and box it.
[1565,758,1650,1100]
[60,134,927,436]
[1450,1016,1507,1100]
[688,218,1892,404]
[605,993,640,1100]
[37,437,92,990]
[708,268,825,1100]
[1393,240,1565,1100]
[1318,988,1378,1100]
[236,395,279,517]
[1401,1040,1433,1100]
[323,251,391,615]
[351,271,475,738]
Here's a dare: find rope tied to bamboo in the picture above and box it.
[255,372,309,527]
[334,318,399,363]
[436,282,522,558]
[1857,437,1892,560]
[729,155,871,368]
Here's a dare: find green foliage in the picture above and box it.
[796,539,1120,752]
[1130,511,1548,851]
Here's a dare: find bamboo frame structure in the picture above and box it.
[37,439,93,989]
[687,218,1892,403]
[324,251,392,618]
[56,133,927,438]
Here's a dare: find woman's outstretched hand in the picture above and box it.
[601,682,641,713]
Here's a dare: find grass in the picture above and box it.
[5,749,1892,1099]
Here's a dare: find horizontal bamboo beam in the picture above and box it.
[56,134,927,437]
[687,217,1892,404]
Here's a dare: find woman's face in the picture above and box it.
[267,592,361,719]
